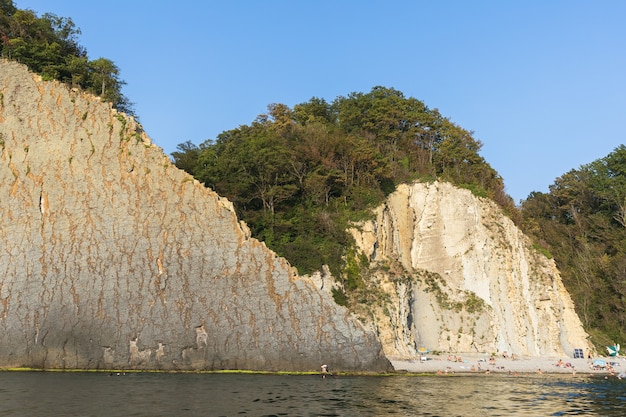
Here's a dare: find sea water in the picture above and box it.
[0,371,624,416]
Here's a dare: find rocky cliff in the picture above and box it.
[349,182,592,359]
[0,60,390,371]
[0,60,592,372]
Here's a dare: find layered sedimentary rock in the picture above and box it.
[0,60,390,371]
[350,182,592,358]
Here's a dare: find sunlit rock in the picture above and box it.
[0,60,390,372]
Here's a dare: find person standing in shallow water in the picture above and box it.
[321,364,329,378]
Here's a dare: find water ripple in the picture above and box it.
[0,372,623,416]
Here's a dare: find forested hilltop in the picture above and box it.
[522,145,626,348]
[0,0,132,113]
[172,89,516,305]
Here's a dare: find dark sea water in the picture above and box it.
[0,372,624,416]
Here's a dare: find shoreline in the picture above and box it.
[390,353,625,376]
[2,354,624,377]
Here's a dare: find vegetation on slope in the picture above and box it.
[172,88,515,306]
[521,145,626,347]
[0,0,133,114]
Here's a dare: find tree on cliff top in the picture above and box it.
[0,0,133,114]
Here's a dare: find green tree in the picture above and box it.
[0,1,133,114]
[293,97,335,125]
[172,141,201,176]
[86,57,133,114]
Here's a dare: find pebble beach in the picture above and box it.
[390,353,625,376]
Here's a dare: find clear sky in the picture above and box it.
[14,1,626,203]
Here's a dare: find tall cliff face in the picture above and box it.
[350,182,592,358]
[0,60,390,371]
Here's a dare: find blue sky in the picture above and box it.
[14,1,626,203]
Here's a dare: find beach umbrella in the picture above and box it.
[606,344,620,357]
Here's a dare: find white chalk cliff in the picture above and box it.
[349,181,592,358]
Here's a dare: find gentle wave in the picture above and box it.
[0,372,623,416]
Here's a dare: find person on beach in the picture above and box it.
[321,364,329,378]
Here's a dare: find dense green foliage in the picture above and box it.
[173,87,514,304]
[0,0,133,113]
[521,145,626,347]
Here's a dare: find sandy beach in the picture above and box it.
[390,353,626,376]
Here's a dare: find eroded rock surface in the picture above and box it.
[350,182,592,358]
[0,60,390,371]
